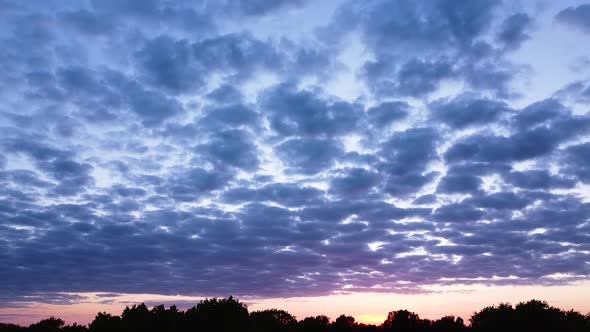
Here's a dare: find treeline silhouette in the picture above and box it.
[1,297,589,332]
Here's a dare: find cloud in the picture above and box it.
[136,36,204,94]
[363,58,455,97]
[222,183,325,207]
[496,13,533,51]
[195,129,260,171]
[429,94,511,129]
[466,192,533,211]
[329,0,526,97]
[444,106,590,163]
[504,170,577,190]
[329,168,380,197]
[198,104,260,131]
[126,86,184,126]
[556,80,590,104]
[1,0,590,308]
[560,143,590,183]
[136,32,282,94]
[437,174,482,194]
[433,203,484,223]
[276,138,344,174]
[366,101,410,128]
[219,0,308,17]
[59,9,115,36]
[556,4,590,33]
[259,83,363,137]
[379,128,439,174]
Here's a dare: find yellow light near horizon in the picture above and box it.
[2,281,590,326]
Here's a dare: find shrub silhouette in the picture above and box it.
[2,297,589,332]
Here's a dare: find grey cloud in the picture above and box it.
[437,174,482,194]
[366,101,409,128]
[505,170,577,190]
[222,183,325,207]
[136,32,281,94]
[276,138,344,175]
[556,80,590,103]
[379,128,439,175]
[195,129,260,171]
[2,0,590,306]
[467,192,533,211]
[445,112,590,163]
[136,36,204,94]
[127,86,184,126]
[363,58,455,97]
[430,94,511,129]
[496,13,533,50]
[260,83,363,137]
[213,0,308,17]
[383,172,437,197]
[413,194,437,205]
[198,104,260,130]
[329,168,380,197]
[513,98,566,129]
[433,203,484,223]
[560,143,590,183]
[59,9,115,36]
[556,4,590,33]
[158,168,232,202]
[333,0,523,97]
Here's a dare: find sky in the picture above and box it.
[1,0,590,326]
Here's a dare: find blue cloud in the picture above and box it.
[260,83,363,137]
[430,94,510,128]
[366,101,409,128]
[437,174,482,194]
[1,0,590,308]
[496,13,533,50]
[556,4,590,33]
[276,138,344,174]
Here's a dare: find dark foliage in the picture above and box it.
[1,298,589,332]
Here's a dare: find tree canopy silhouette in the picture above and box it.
[1,298,589,332]
[250,309,297,332]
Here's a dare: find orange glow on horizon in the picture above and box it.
[2,281,590,326]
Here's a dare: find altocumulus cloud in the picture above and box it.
[1,0,590,307]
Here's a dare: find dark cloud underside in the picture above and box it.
[0,0,589,306]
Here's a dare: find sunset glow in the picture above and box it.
[1,0,590,328]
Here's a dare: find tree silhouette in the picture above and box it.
[431,316,465,332]
[382,310,430,332]
[2,297,590,332]
[0,323,26,332]
[88,312,121,332]
[60,324,87,332]
[297,315,330,332]
[332,314,356,331]
[470,299,590,332]
[28,318,64,332]
[250,309,297,332]
[150,304,182,332]
[121,303,152,332]
[470,302,515,332]
[184,296,249,332]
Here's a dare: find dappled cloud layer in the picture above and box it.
[1,0,590,307]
